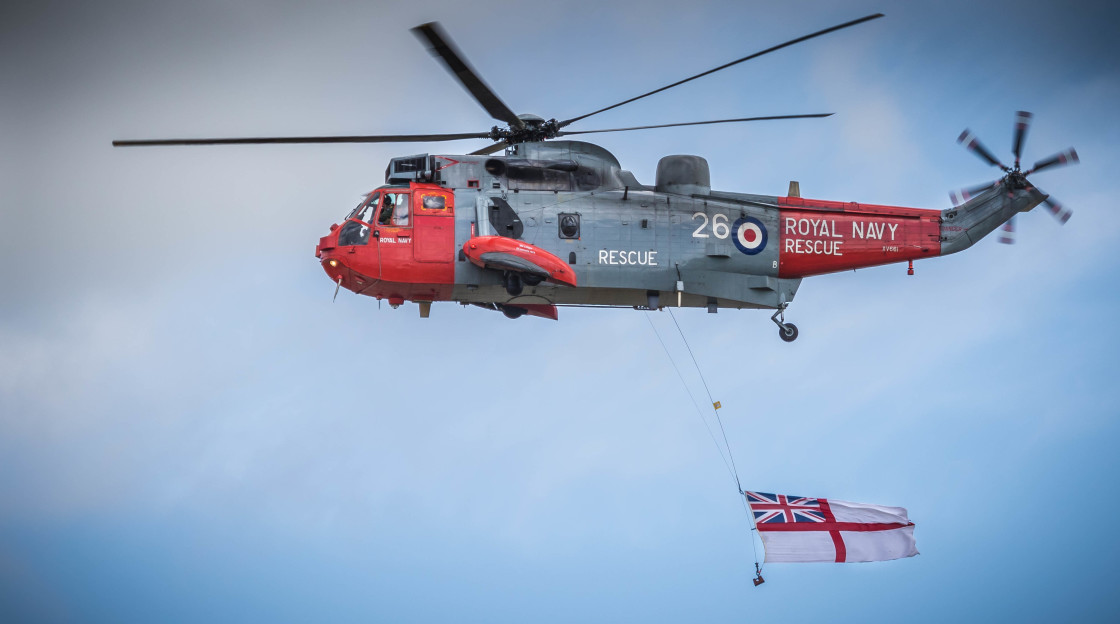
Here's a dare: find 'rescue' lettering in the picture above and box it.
[784,238,843,255]
[598,249,659,266]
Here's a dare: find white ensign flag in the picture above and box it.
[745,491,918,563]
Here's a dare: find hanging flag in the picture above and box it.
[745,491,918,563]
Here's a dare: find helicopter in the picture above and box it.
[113,14,1078,341]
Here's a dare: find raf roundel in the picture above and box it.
[732,217,768,255]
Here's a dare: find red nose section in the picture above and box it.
[462,236,577,287]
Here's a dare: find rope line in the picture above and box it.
[740,486,761,569]
[644,313,736,480]
[666,308,743,493]
[645,310,763,573]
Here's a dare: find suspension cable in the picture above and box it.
[644,313,736,480]
[645,310,762,571]
[666,308,743,493]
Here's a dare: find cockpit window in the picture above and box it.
[357,192,379,223]
[345,192,380,222]
[338,220,370,246]
[377,196,392,225]
[378,192,409,227]
[345,201,363,220]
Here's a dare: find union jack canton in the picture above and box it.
[745,491,827,524]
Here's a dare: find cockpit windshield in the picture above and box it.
[338,192,380,246]
[346,192,380,222]
[337,188,411,245]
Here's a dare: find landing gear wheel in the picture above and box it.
[504,272,523,296]
[770,306,798,343]
[501,306,524,319]
[522,274,543,286]
[779,323,799,342]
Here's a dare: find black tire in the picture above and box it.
[504,272,523,296]
[779,323,799,342]
[501,306,525,319]
[522,274,543,286]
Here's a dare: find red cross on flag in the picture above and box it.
[745,491,918,563]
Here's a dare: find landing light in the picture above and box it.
[328,259,338,268]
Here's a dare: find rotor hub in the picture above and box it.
[488,117,562,145]
[950,111,1078,238]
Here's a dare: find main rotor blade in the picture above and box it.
[470,142,508,156]
[558,13,883,128]
[412,22,524,129]
[557,113,833,136]
[957,129,1007,170]
[1012,110,1032,167]
[1027,148,1079,175]
[112,132,491,147]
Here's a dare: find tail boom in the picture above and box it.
[776,197,941,278]
[938,184,1047,255]
[775,184,1046,278]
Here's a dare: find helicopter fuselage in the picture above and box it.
[110,15,1066,334]
[315,140,1044,320]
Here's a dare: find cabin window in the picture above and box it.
[421,194,446,209]
[558,213,580,239]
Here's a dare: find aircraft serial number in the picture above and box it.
[691,212,730,239]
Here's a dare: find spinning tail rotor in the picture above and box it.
[950,111,1078,244]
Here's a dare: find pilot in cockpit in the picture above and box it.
[378,194,394,225]
[377,193,409,227]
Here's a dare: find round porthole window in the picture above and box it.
[559,213,580,239]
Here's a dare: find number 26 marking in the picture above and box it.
[691,212,729,239]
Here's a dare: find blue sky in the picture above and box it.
[2,0,1119,621]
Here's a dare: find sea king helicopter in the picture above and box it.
[113,14,1078,341]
